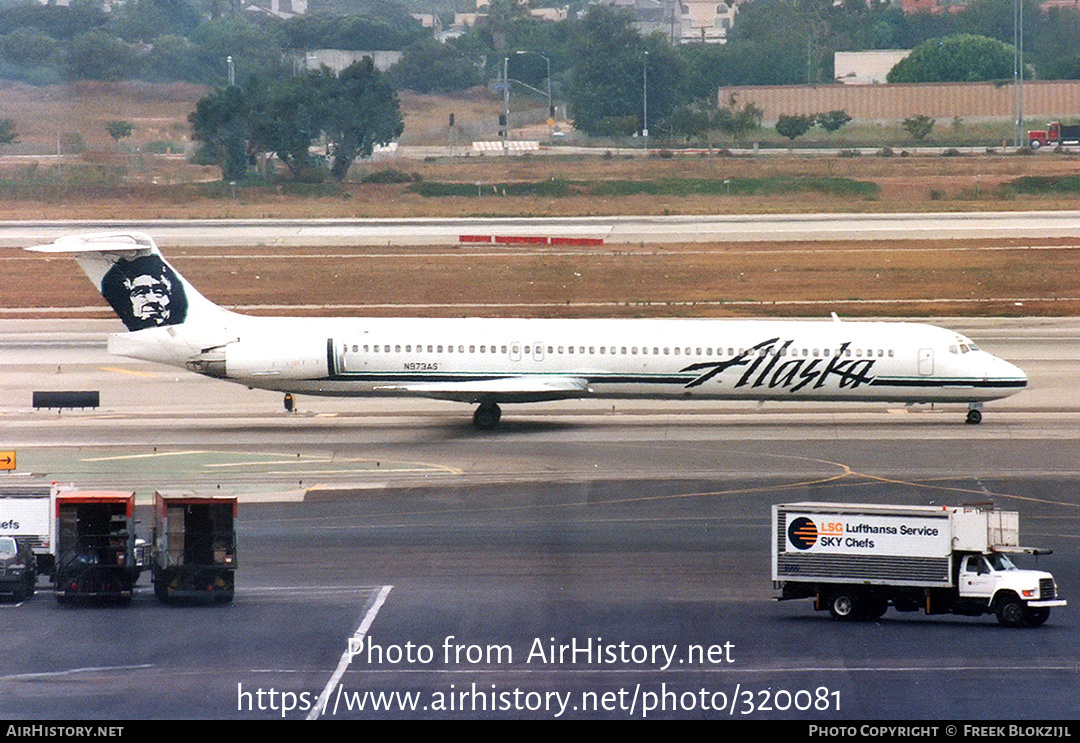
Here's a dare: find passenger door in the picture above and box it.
[918,348,934,376]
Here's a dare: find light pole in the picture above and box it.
[502,55,509,153]
[227,55,235,87]
[642,50,649,152]
[1017,0,1024,148]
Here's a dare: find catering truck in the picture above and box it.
[54,490,138,603]
[0,484,58,577]
[152,491,237,603]
[772,502,1065,627]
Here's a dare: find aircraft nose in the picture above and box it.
[992,356,1027,388]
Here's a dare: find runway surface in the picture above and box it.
[0,317,1078,719]
[4,211,1080,247]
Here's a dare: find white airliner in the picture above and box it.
[30,231,1027,429]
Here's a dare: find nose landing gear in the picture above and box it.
[965,404,982,425]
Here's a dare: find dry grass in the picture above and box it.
[11,238,1080,319]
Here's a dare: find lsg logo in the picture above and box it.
[787,517,818,550]
[788,518,844,550]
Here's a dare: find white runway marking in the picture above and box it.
[307,584,393,720]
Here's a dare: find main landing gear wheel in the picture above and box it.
[965,409,982,425]
[473,402,502,430]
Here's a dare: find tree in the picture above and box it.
[105,120,134,146]
[189,17,287,86]
[189,85,250,181]
[776,114,815,143]
[109,0,201,43]
[324,59,403,181]
[143,33,206,83]
[0,27,61,84]
[567,8,646,137]
[887,34,1016,83]
[66,28,139,81]
[0,118,18,148]
[389,38,481,94]
[248,70,333,178]
[668,99,714,144]
[190,60,402,183]
[714,94,762,144]
[816,110,852,135]
[902,114,935,142]
[567,7,684,137]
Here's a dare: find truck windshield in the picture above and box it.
[987,553,1017,571]
[0,537,16,556]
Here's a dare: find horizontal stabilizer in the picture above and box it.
[375,376,590,404]
[27,232,159,257]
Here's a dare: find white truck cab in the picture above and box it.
[957,552,1065,627]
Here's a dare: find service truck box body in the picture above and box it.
[53,490,137,603]
[772,502,1064,627]
[152,491,237,603]
[0,485,57,576]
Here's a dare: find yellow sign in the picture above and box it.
[0,451,14,470]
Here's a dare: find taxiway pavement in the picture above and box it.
[0,318,1078,719]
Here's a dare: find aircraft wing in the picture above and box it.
[374,376,590,404]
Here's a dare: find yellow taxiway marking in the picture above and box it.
[99,366,160,378]
[80,450,209,462]
[201,457,462,475]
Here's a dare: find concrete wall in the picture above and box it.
[719,80,1080,123]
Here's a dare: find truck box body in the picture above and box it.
[53,491,137,603]
[152,491,237,602]
[772,502,1064,627]
[0,485,57,575]
[773,502,1018,588]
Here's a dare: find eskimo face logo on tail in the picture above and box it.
[788,517,819,550]
[101,254,188,331]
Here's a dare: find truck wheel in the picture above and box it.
[1030,139,1041,150]
[828,592,859,620]
[1022,608,1050,627]
[995,594,1025,628]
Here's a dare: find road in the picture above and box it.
[4,211,1080,248]
[0,317,1078,720]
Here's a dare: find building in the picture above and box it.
[594,0,741,44]
[676,0,737,44]
[299,50,403,73]
[242,0,308,19]
[834,50,912,85]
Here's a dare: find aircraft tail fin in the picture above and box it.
[28,231,228,332]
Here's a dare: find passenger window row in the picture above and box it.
[347,344,895,359]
